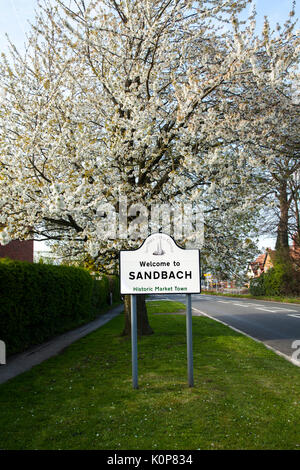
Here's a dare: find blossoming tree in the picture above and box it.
[0,0,297,333]
[234,10,299,253]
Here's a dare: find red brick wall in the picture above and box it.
[0,239,34,263]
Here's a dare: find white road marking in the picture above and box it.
[255,307,299,313]
[288,314,300,319]
[233,303,251,307]
[219,302,300,313]
[217,302,299,313]
[269,307,298,312]
[217,301,273,308]
[255,307,279,313]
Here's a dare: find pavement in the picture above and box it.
[0,304,123,385]
[151,293,300,367]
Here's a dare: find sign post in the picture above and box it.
[186,294,194,387]
[120,233,200,389]
[131,295,138,389]
[0,340,6,365]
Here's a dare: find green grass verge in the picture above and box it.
[146,300,186,313]
[204,291,300,304]
[1,301,300,450]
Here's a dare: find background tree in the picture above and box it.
[233,10,299,255]
[290,170,300,254]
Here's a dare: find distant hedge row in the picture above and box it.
[0,258,120,356]
[250,263,300,297]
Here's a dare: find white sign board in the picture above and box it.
[120,233,201,295]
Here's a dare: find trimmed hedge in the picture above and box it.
[0,258,120,356]
[107,275,121,303]
[91,276,110,313]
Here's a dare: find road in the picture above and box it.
[150,293,300,367]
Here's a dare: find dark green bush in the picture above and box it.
[264,265,300,297]
[250,258,300,297]
[0,258,120,355]
[91,276,110,313]
[250,274,266,296]
[263,267,284,296]
[108,275,121,303]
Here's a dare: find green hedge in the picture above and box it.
[250,264,300,297]
[0,258,120,356]
[108,275,121,303]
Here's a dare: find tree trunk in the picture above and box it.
[275,181,290,250]
[292,189,300,246]
[122,294,154,336]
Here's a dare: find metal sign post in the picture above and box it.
[131,294,138,389]
[186,294,194,387]
[0,340,6,365]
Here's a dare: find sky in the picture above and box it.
[0,0,299,56]
[1,0,298,252]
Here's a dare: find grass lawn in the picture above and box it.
[1,301,300,450]
[146,300,186,313]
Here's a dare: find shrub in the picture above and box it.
[91,276,110,313]
[250,274,266,296]
[250,257,300,297]
[0,258,119,355]
[263,266,284,296]
[108,275,121,303]
[266,267,300,297]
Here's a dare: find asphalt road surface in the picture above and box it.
[150,293,300,367]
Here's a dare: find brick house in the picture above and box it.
[0,239,34,263]
[247,252,269,278]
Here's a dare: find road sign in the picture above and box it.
[120,233,200,389]
[120,232,201,295]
